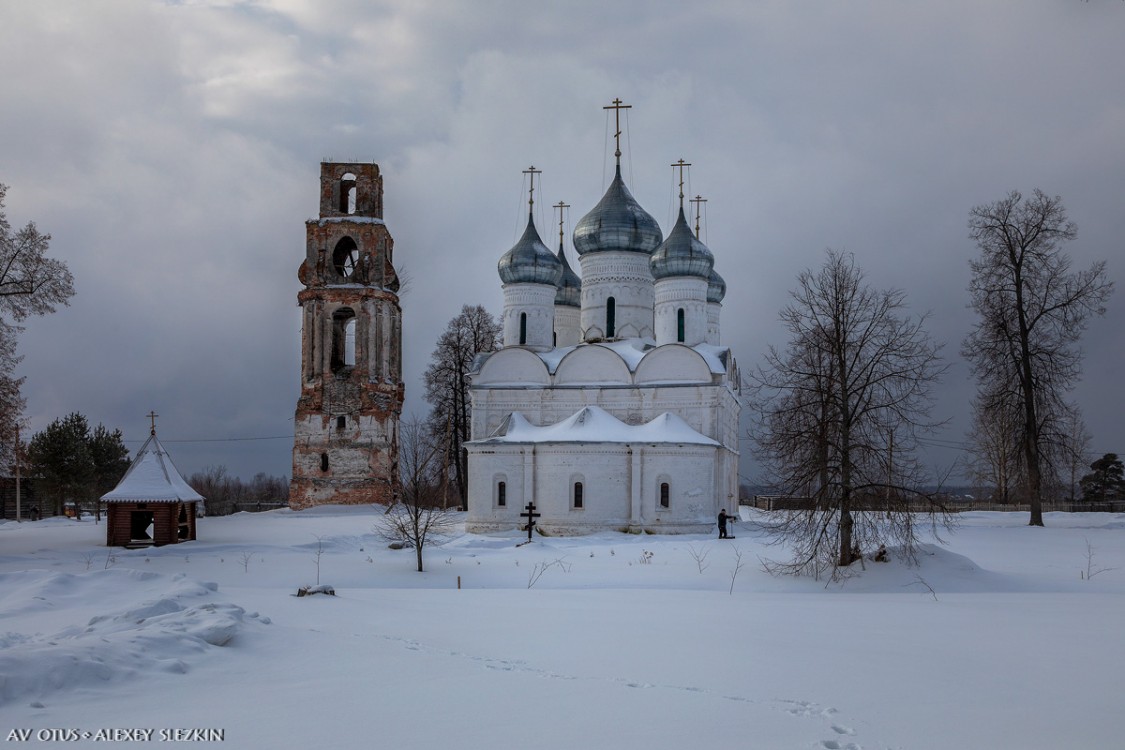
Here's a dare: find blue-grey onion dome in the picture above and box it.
[554,243,581,307]
[707,267,727,303]
[651,207,714,280]
[573,166,664,256]
[498,214,563,286]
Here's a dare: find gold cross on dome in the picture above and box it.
[554,201,570,246]
[690,195,707,239]
[603,97,632,163]
[671,158,692,208]
[146,410,159,436]
[522,165,542,210]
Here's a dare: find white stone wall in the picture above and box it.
[578,252,655,340]
[553,304,581,347]
[501,282,556,351]
[465,442,719,534]
[706,301,722,345]
[654,276,710,346]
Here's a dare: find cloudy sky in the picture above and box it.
[1,1,1122,484]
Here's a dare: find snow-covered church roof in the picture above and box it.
[474,405,718,446]
[100,433,204,504]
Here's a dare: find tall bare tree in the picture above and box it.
[0,183,75,466]
[751,250,949,578]
[963,190,1113,526]
[423,305,501,509]
[374,418,456,572]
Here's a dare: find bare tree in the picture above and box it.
[750,250,949,578]
[965,391,1022,505]
[0,183,75,466]
[964,190,1113,526]
[423,305,501,509]
[374,418,456,572]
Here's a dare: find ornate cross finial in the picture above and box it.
[146,410,159,436]
[603,98,632,165]
[554,201,570,247]
[690,194,707,239]
[671,158,692,209]
[522,165,542,212]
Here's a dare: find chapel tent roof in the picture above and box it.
[100,433,204,504]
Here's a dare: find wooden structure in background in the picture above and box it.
[102,429,204,547]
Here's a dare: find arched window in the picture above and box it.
[573,481,584,509]
[660,482,670,508]
[320,453,329,472]
[519,312,527,345]
[332,237,360,280]
[344,318,356,366]
[677,308,685,343]
[331,308,356,373]
[339,173,357,214]
[606,297,616,338]
[336,416,346,430]
[497,481,507,508]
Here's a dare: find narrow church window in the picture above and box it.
[344,318,356,366]
[677,308,685,343]
[660,482,670,508]
[606,297,616,338]
[573,482,584,509]
[339,173,357,214]
[330,308,356,373]
[320,453,329,472]
[336,416,346,430]
[519,312,527,345]
[497,481,506,507]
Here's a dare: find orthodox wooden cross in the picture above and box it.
[520,502,541,542]
[146,411,159,436]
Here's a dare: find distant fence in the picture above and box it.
[749,495,1125,514]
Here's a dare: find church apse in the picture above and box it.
[290,162,404,510]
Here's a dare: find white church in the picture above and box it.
[465,113,742,535]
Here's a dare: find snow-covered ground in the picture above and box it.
[2,507,1123,749]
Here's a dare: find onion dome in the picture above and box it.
[651,207,714,280]
[554,243,581,307]
[498,214,563,286]
[707,267,727,304]
[573,166,663,256]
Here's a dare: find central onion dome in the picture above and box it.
[554,244,581,307]
[498,214,563,286]
[651,207,714,280]
[707,268,727,303]
[573,166,663,256]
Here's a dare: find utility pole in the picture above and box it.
[15,425,21,522]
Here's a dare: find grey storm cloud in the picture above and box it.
[1,1,1122,480]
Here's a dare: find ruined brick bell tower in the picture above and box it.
[290,163,404,509]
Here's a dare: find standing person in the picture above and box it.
[717,509,733,539]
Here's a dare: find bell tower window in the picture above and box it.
[333,237,360,281]
[606,297,616,338]
[331,308,357,373]
[338,172,357,214]
[677,308,685,343]
[519,313,527,345]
